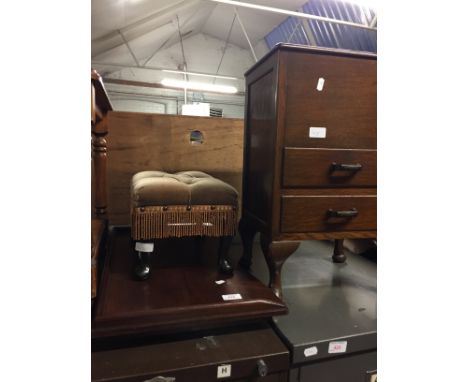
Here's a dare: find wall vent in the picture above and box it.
[210,107,223,117]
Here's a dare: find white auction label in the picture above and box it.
[222,293,242,301]
[309,127,327,138]
[328,341,347,354]
[316,77,325,91]
[304,346,318,357]
[135,242,154,252]
[217,364,231,378]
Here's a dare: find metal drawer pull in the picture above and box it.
[331,162,362,172]
[327,208,358,218]
[257,359,268,377]
[143,377,175,382]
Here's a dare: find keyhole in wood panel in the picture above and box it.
[190,130,204,145]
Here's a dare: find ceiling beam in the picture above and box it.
[103,78,245,96]
[142,6,203,67]
[118,30,140,66]
[93,0,191,43]
[92,0,202,58]
[208,0,377,31]
[92,62,243,80]
[234,8,258,62]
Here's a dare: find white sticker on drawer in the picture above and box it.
[309,127,326,138]
[304,346,318,357]
[217,364,231,378]
[222,293,242,301]
[328,341,347,353]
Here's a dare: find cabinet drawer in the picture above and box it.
[281,194,376,233]
[283,148,376,188]
[283,51,376,149]
[93,326,289,382]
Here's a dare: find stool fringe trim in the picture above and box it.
[131,205,237,240]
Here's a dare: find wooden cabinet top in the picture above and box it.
[245,43,377,77]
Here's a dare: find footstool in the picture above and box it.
[130,171,238,280]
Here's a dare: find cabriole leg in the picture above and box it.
[260,235,300,298]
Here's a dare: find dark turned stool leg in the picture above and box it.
[133,241,154,280]
[332,239,347,263]
[238,218,257,270]
[218,236,234,275]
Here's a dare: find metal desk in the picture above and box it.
[248,239,377,382]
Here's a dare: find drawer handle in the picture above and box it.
[327,208,358,218]
[331,162,363,172]
[257,359,268,377]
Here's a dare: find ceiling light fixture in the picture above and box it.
[162,69,239,81]
[161,79,238,94]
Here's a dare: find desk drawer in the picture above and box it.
[283,51,376,149]
[283,148,376,188]
[93,326,289,382]
[281,194,376,233]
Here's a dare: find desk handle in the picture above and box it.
[143,377,176,382]
[327,208,358,218]
[331,162,362,172]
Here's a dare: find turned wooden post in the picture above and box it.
[92,119,108,218]
[91,69,112,219]
[91,70,112,299]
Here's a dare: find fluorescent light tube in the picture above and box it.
[209,0,375,30]
[162,69,239,81]
[161,79,238,94]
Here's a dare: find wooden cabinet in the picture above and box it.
[239,44,377,297]
[92,324,289,382]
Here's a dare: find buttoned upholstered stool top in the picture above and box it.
[131,171,238,240]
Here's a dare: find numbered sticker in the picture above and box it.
[304,346,318,357]
[222,293,242,301]
[328,341,347,354]
[316,77,325,91]
[309,127,327,138]
[217,364,231,378]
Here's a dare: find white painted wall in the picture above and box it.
[105,82,245,118]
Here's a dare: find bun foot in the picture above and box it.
[218,236,234,276]
[133,241,154,281]
[332,239,347,263]
[332,253,347,263]
[134,252,152,280]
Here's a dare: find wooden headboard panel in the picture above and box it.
[107,111,244,226]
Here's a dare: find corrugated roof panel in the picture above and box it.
[302,0,376,53]
[265,16,310,49]
[265,0,376,53]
